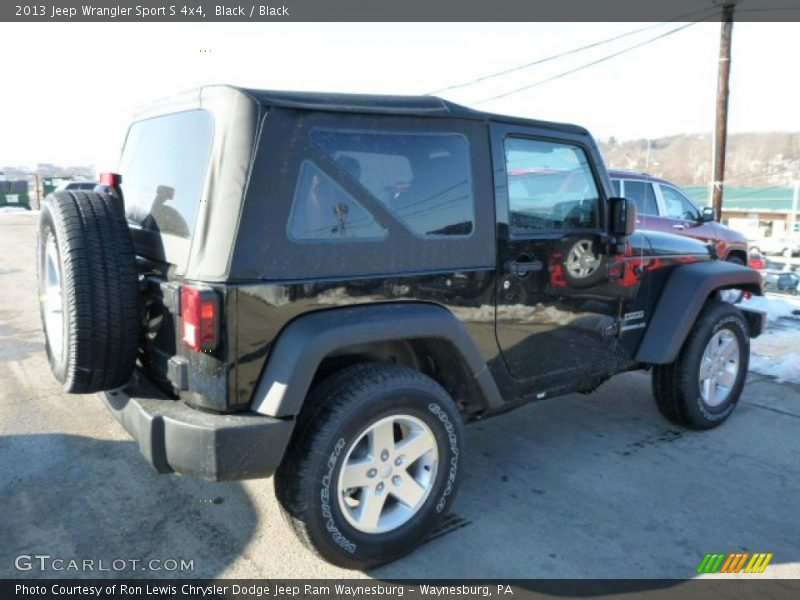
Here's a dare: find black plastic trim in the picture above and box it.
[636,261,763,364]
[250,302,504,418]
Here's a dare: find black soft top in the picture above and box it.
[126,85,594,282]
[237,86,589,135]
[133,85,589,136]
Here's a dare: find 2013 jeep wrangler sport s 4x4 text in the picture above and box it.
[36,86,765,568]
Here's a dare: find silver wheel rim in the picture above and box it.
[337,414,439,534]
[698,329,740,407]
[42,234,65,361]
[566,240,601,279]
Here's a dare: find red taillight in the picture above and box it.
[99,172,122,186]
[181,286,219,352]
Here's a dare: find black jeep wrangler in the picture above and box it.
[36,86,765,568]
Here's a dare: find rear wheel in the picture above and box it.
[275,362,464,569]
[37,191,140,393]
[652,301,749,430]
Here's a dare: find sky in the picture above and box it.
[0,21,798,168]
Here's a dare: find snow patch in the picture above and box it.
[750,353,800,385]
[739,294,800,322]
[741,295,800,384]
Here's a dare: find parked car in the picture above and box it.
[749,236,800,258]
[36,86,764,569]
[776,272,800,295]
[748,250,767,272]
[609,170,749,265]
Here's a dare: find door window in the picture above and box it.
[660,184,700,220]
[504,138,600,234]
[622,180,658,216]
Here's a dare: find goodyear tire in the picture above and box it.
[36,191,140,393]
[275,362,464,569]
[652,301,749,430]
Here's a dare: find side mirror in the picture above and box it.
[609,197,637,237]
[700,206,716,222]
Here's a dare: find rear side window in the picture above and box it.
[311,129,474,237]
[119,110,213,239]
[622,180,658,216]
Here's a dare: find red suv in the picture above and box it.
[609,170,749,265]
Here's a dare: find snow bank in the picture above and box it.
[750,353,800,385]
[739,294,800,322]
[743,296,800,384]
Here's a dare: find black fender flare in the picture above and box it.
[250,302,503,417]
[636,260,763,364]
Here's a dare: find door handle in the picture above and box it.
[672,223,686,230]
[507,259,543,277]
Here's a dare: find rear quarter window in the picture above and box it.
[119,109,213,239]
[310,129,475,237]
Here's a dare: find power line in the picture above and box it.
[424,5,722,97]
[424,24,667,96]
[472,17,718,106]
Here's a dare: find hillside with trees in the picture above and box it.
[598,132,800,187]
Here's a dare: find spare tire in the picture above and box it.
[37,191,141,393]
[560,237,607,288]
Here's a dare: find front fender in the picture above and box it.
[250,302,502,417]
[636,261,762,364]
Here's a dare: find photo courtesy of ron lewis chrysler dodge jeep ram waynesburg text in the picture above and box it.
[36,86,765,569]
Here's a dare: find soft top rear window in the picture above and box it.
[120,109,213,239]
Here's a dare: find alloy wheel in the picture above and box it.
[337,414,438,534]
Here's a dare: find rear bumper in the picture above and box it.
[101,372,295,481]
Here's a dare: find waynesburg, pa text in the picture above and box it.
[16,584,515,597]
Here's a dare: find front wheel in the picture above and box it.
[275,363,464,569]
[652,301,749,430]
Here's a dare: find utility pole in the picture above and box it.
[711,1,735,222]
